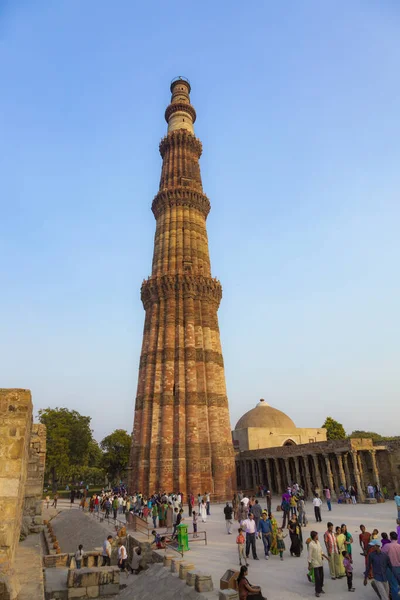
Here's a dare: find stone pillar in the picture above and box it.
[312,454,323,493]
[244,461,251,490]
[343,453,352,488]
[337,453,347,489]
[284,458,291,487]
[350,451,365,502]
[303,456,313,496]
[294,456,301,487]
[323,454,337,499]
[357,453,366,493]
[274,458,283,494]
[265,458,273,493]
[0,389,34,600]
[370,450,380,487]
[251,460,257,490]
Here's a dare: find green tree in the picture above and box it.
[100,429,131,483]
[38,407,93,490]
[348,430,384,442]
[322,416,346,440]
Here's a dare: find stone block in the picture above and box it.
[99,583,119,596]
[179,562,195,580]
[163,555,174,568]
[67,588,86,598]
[219,590,239,600]
[186,569,201,586]
[170,558,184,573]
[86,585,99,598]
[195,572,213,593]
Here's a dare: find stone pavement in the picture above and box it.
[14,532,44,600]
[51,506,117,553]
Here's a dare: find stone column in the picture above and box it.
[274,458,283,494]
[350,451,365,502]
[284,458,291,487]
[265,458,273,492]
[343,453,352,488]
[370,450,380,487]
[357,453,366,493]
[312,454,323,493]
[303,456,313,496]
[323,454,337,499]
[257,459,263,486]
[294,456,301,487]
[245,461,251,490]
[251,460,257,490]
[337,453,347,489]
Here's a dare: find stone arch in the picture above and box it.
[283,439,297,446]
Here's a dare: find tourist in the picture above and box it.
[342,550,355,592]
[334,526,346,578]
[238,501,248,523]
[290,494,298,517]
[237,566,267,600]
[172,507,179,537]
[381,532,390,547]
[349,485,357,504]
[251,499,262,529]
[52,492,58,509]
[276,527,287,561]
[192,510,198,538]
[205,491,211,515]
[224,502,234,534]
[118,540,127,572]
[367,483,375,498]
[281,494,291,528]
[237,565,265,600]
[197,493,202,512]
[102,535,113,566]
[70,489,75,504]
[242,513,259,561]
[341,524,353,556]
[359,524,371,556]
[242,494,249,507]
[364,539,392,600]
[75,544,84,569]
[237,527,247,567]
[199,499,207,523]
[323,487,332,511]
[324,522,338,579]
[297,497,307,526]
[395,492,400,519]
[45,494,50,509]
[382,531,400,596]
[288,514,303,558]
[269,513,279,556]
[312,494,322,522]
[104,497,111,518]
[188,493,194,517]
[165,502,173,532]
[129,546,142,574]
[257,511,272,559]
[307,530,329,598]
[112,495,118,520]
[397,518,400,541]
[151,502,158,529]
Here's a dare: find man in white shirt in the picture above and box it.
[117,541,127,571]
[308,530,328,598]
[102,535,113,566]
[313,494,323,522]
[242,496,249,507]
[241,513,259,561]
[367,484,375,499]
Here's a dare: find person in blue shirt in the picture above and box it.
[364,539,392,600]
[394,492,400,519]
[257,511,272,559]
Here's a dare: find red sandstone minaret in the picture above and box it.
[128,78,235,499]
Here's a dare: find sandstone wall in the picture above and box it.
[0,389,33,600]
[22,423,46,537]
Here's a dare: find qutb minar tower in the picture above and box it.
[128,78,235,498]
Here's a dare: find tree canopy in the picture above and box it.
[321,416,346,440]
[100,429,131,483]
[38,407,93,489]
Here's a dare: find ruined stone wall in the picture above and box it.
[0,389,33,600]
[22,423,46,538]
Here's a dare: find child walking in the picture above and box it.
[342,550,355,592]
[236,527,248,566]
[75,544,84,569]
[192,511,198,538]
[276,527,287,561]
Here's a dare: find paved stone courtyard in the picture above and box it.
[45,497,399,600]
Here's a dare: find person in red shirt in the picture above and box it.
[359,524,371,556]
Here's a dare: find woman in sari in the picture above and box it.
[269,512,279,555]
[341,524,353,556]
[288,515,303,557]
[334,526,346,578]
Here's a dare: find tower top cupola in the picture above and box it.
[165,76,196,134]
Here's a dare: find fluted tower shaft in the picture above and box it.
[128,78,235,499]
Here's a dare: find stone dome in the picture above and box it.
[234,399,296,430]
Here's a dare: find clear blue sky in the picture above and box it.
[1,1,399,440]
